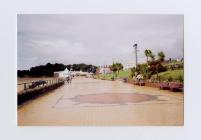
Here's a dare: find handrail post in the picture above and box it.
[24,83,27,90]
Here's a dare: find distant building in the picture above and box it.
[176,58,180,62]
[96,65,112,74]
[70,71,92,77]
[54,68,70,78]
[123,62,135,70]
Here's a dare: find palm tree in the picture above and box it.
[109,63,118,79]
[116,63,123,75]
[145,49,155,62]
[150,54,155,61]
[158,51,165,61]
[144,49,149,62]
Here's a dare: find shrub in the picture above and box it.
[111,77,115,81]
[168,76,173,82]
[178,75,184,83]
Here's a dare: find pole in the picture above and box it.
[24,83,26,90]
[103,61,106,79]
[112,58,115,80]
[133,43,138,68]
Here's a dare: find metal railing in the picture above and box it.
[17,78,64,92]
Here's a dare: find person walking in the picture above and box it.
[69,75,72,83]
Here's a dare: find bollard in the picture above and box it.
[24,83,27,90]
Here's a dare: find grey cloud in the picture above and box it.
[17,14,184,70]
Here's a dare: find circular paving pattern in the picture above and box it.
[71,93,157,104]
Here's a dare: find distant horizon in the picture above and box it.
[18,14,184,70]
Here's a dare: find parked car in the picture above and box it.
[159,82,170,90]
[169,82,183,92]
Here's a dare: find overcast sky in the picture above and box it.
[17,14,183,70]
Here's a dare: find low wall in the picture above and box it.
[145,82,160,88]
[18,81,64,106]
[126,79,160,88]
[127,79,134,84]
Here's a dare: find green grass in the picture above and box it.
[94,69,131,80]
[95,69,184,82]
[151,69,184,82]
[118,69,131,78]
[163,61,183,67]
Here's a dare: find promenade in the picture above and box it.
[18,77,183,126]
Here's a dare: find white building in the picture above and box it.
[97,66,112,74]
[54,68,70,78]
[70,71,92,77]
[123,62,135,70]
[100,67,112,74]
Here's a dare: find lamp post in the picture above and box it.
[112,58,115,80]
[133,43,138,68]
[103,64,106,79]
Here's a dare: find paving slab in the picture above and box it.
[18,77,184,126]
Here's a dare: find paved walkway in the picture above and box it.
[18,77,184,126]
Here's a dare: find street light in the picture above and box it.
[103,64,106,79]
[133,43,138,68]
[112,58,115,80]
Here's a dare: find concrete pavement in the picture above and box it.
[18,77,184,126]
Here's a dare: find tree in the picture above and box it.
[17,70,30,77]
[109,63,117,72]
[144,49,149,62]
[137,64,149,78]
[115,63,123,75]
[158,51,165,62]
[144,49,152,62]
[147,60,167,79]
[109,62,123,77]
[144,49,155,62]
[150,54,155,61]
[17,63,97,77]
[109,63,118,79]
[130,67,136,78]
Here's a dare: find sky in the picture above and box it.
[17,14,184,70]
